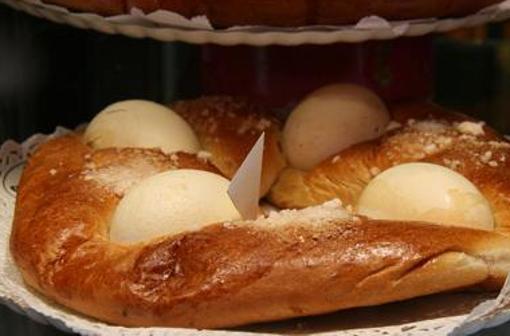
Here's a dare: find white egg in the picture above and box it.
[283,84,390,170]
[84,100,201,153]
[110,169,241,243]
[357,163,494,230]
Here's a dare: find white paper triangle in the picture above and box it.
[228,133,265,220]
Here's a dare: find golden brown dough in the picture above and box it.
[173,96,287,197]
[269,102,510,236]
[42,0,501,26]
[10,135,510,328]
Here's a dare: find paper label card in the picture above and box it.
[228,133,264,220]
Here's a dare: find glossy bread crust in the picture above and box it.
[10,135,510,328]
[172,96,286,197]
[9,100,510,328]
[269,102,510,236]
[42,0,501,26]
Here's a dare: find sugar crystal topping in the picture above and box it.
[197,151,212,161]
[83,160,162,196]
[455,121,485,136]
[385,119,454,162]
[385,117,510,169]
[180,97,274,138]
[331,155,341,164]
[237,200,351,230]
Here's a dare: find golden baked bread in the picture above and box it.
[42,0,502,26]
[173,96,286,197]
[10,97,510,328]
[269,102,510,235]
[10,133,510,328]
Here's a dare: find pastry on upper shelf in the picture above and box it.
[43,0,124,16]
[42,0,503,27]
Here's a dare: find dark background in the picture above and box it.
[2,4,510,143]
[2,4,510,335]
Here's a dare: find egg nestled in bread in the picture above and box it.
[357,163,494,230]
[110,169,241,243]
[282,84,390,170]
[84,100,201,154]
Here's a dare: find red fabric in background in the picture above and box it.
[201,36,434,109]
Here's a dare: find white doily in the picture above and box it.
[2,0,510,45]
[1,128,510,335]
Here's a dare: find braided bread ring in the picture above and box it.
[10,99,510,328]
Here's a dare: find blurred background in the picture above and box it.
[2,3,510,335]
[2,5,510,143]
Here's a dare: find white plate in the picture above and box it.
[2,0,510,46]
